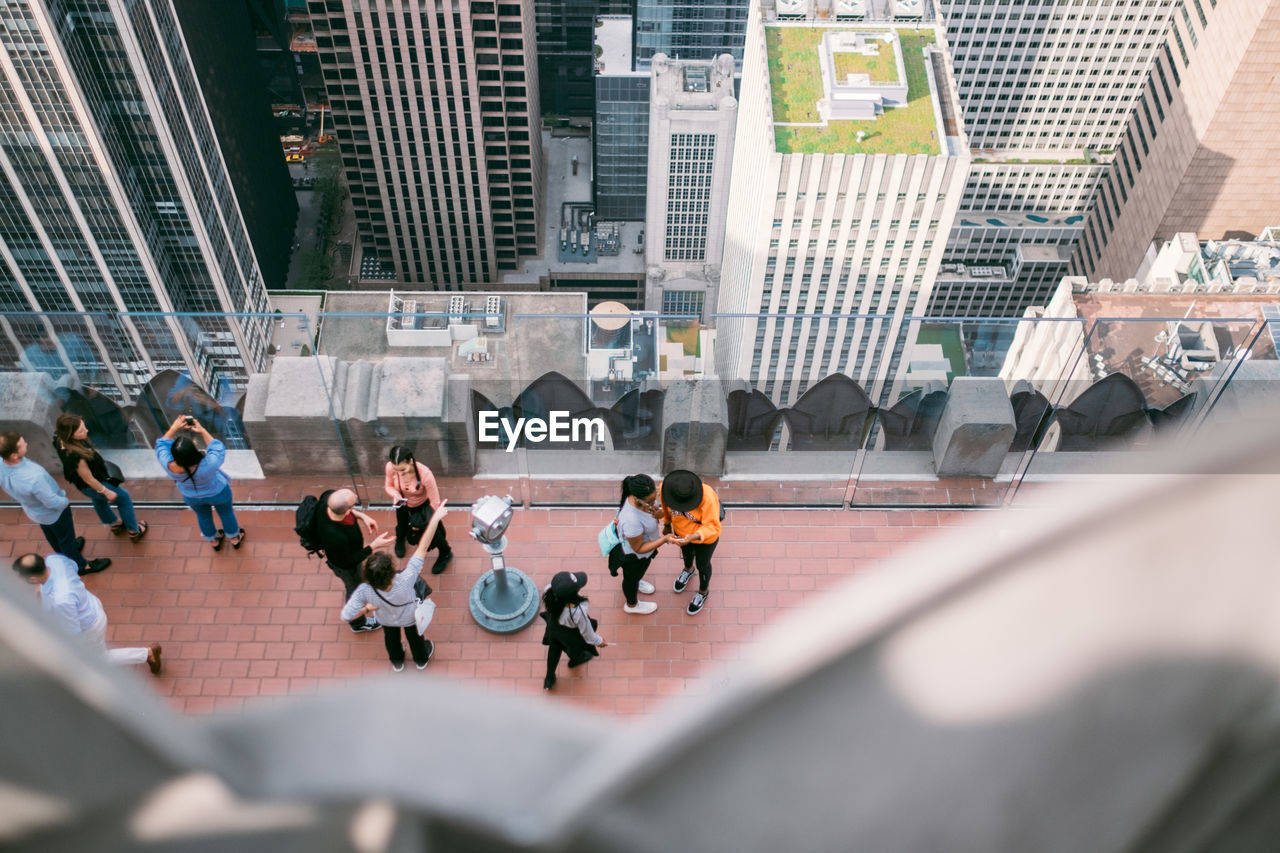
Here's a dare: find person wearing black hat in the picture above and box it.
[539,571,607,691]
[659,469,722,615]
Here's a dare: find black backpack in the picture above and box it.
[294,495,325,559]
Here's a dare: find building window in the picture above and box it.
[662,289,705,317]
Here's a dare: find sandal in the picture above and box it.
[211,530,226,552]
[230,529,247,549]
[110,522,126,536]
[128,521,148,543]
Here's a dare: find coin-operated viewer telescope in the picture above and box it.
[467,495,539,633]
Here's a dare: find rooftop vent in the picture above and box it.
[448,295,467,325]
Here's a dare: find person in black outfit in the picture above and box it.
[539,571,607,691]
[315,488,392,633]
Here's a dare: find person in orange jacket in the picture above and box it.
[658,469,722,615]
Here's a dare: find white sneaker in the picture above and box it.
[623,601,658,615]
[637,579,655,595]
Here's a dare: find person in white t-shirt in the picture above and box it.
[613,474,675,615]
[341,501,448,672]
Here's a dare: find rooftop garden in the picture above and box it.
[832,40,898,83]
[767,27,940,156]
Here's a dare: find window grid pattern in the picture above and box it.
[664,132,714,262]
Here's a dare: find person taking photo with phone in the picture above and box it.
[155,415,244,551]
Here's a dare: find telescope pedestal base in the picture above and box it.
[468,566,539,634]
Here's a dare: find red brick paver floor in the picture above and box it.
[1,506,974,716]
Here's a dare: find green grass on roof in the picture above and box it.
[832,40,897,84]
[767,27,940,156]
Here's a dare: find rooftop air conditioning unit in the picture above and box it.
[448,295,467,325]
[484,295,503,329]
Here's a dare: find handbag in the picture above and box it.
[406,501,431,529]
[413,598,436,636]
[597,518,620,556]
[372,576,435,637]
[102,458,126,486]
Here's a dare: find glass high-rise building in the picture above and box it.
[0,0,271,403]
[535,0,632,119]
[634,0,749,71]
[594,15,650,220]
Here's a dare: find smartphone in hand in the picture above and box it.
[393,498,407,508]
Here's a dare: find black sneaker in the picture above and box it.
[430,550,453,575]
[391,660,405,672]
[416,639,435,670]
[351,621,380,633]
[78,557,111,577]
[673,568,694,593]
[394,540,406,558]
[687,590,709,615]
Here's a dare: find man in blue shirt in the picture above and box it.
[12,552,161,674]
[0,431,110,576]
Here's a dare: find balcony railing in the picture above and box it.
[1,305,1275,511]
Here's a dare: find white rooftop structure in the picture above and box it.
[821,30,909,120]
[595,15,643,77]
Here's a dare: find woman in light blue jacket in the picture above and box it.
[155,415,245,551]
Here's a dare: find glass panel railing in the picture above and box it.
[1007,315,1264,506]
[0,309,354,512]
[2,305,1272,512]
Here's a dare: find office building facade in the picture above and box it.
[929,0,1181,317]
[0,0,271,403]
[534,0,632,119]
[717,13,968,405]
[634,0,750,71]
[594,15,649,220]
[1073,0,1280,282]
[311,0,543,284]
[643,53,738,318]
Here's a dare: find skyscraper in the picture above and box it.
[595,1,749,223]
[311,0,544,284]
[534,0,632,119]
[634,0,750,71]
[717,10,968,404]
[175,0,299,292]
[594,15,650,220]
[643,53,738,318]
[1073,0,1280,282]
[928,0,1181,317]
[0,0,272,402]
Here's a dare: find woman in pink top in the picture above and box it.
[383,445,453,573]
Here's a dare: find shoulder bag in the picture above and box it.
[372,576,435,636]
[597,516,621,556]
[102,457,126,486]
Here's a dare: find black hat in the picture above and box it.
[550,571,587,600]
[661,470,703,513]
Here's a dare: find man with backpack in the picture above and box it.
[310,488,392,633]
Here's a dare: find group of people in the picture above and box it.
[0,413,248,676]
[2,412,726,693]
[538,468,723,690]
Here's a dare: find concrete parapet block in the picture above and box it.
[261,357,341,419]
[244,358,350,476]
[661,377,728,476]
[372,358,446,422]
[932,378,1015,479]
[0,372,63,472]
[441,375,477,476]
